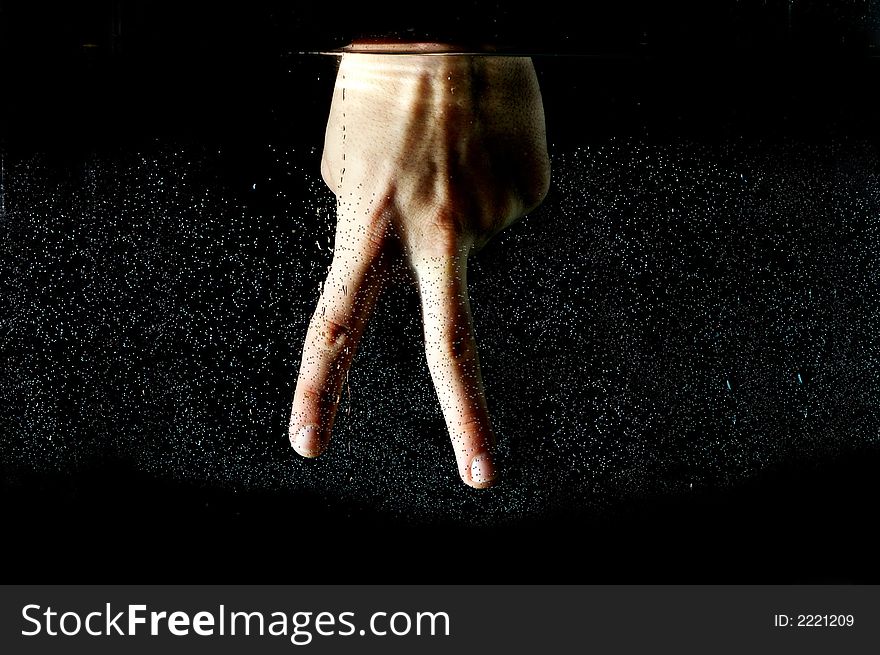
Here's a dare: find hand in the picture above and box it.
[289,46,550,488]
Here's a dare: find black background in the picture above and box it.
[1,1,879,583]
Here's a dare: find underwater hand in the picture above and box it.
[289,46,549,488]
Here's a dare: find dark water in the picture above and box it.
[2,5,880,582]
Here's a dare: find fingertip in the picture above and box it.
[464,452,497,489]
[290,424,328,458]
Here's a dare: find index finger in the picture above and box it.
[289,212,388,457]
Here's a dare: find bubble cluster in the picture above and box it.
[1,136,878,527]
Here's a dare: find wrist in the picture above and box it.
[342,39,498,54]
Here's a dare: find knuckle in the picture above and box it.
[300,385,327,407]
[309,313,352,360]
[450,415,490,442]
[426,332,477,369]
[514,156,551,216]
[298,385,340,420]
[412,218,468,260]
[454,414,484,431]
[523,164,551,212]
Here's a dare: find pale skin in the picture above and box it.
[289,43,550,488]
